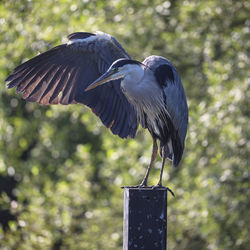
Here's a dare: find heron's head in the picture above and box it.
[85,58,144,91]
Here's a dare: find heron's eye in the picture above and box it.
[113,68,118,73]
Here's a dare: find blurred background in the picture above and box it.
[0,0,249,249]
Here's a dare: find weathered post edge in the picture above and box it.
[123,187,168,250]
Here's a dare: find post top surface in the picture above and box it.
[121,186,175,196]
[121,186,170,191]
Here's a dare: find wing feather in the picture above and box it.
[6,32,138,138]
[39,65,67,103]
[48,66,72,104]
[26,64,60,102]
[111,99,125,135]
[23,64,56,99]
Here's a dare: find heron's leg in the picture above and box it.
[155,146,168,187]
[139,137,158,187]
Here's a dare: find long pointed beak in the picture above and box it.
[85,71,117,92]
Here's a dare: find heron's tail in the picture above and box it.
[160,137,183,167]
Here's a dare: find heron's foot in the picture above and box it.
[166,187,175,197]
[152,180,163,189]
[152,183,162,189]
[123,179,150,188]
[151,184,175,197]
[121,185,153,189]
[137,184,153,188]
[121,180,152,189]
[138,179,148,188]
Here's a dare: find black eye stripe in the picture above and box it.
[112,59,142,68]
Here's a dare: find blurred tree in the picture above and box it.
[0,0,249,249]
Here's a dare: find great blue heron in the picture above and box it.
[6,31,188,188]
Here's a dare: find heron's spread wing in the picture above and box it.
[6,32,138,138]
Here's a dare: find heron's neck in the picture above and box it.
[120,64,144,93]
[121,65,165,128]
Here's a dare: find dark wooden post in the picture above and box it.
[123,187,168,250]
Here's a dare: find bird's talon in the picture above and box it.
[121,184,151,189]
[152,183,162,189]
[166,187,175,197]
[137,180,148,188]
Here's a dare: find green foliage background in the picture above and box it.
[0,0,249,249]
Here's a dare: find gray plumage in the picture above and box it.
[6,31,188,187]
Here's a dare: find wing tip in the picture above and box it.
[5,75,12,83]
[6,82,14,89]
[6,79,18,89]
